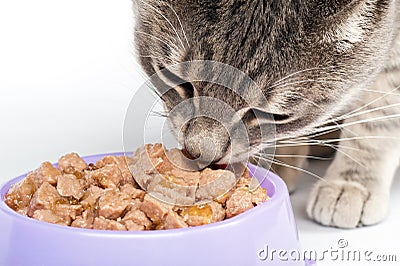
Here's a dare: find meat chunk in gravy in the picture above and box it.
[5,145,268,231]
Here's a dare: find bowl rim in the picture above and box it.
[0,152,289,237]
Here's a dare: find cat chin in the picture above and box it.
[217,145,270,165]
[216,151,250,165]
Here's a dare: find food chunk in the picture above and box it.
[71,210,95,229]
[225,188,254,218]
[55,204,83,223]
[5,145,268,231]
[140,194,172,223]
[27,182,62,217]
[89,164,122,189]
[57,174,85,200]
[122,209,152,229]
[33,210,68,226]
[225,180,267,218]
[236,177,268,205]
[58,153,87,174]
[80,186,104,209]
[196,168,236,202]
[97,189,131,219]
[124,220,145,231]
[179,201,225,226]
[36,162,61,186]
[5,172,38,213]
[96,156,136,186]
[162,211,188,229]
[93,216,126,231]
[120,184,145,200]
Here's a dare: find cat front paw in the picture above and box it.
[306,179,389,228]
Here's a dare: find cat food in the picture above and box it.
[5,144,268,231]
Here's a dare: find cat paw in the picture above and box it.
[307,179,389,228]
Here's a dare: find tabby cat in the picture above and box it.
[133,0,400,228]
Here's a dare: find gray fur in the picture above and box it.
[133,0,400,228]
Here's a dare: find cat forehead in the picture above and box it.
[136,0,358,20]
[136,0,375,52]
[135,0,393,84]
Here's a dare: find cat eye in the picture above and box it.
[157,65,194,99]
[178,82,195,98]
[242,108,290,124]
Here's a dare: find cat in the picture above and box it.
[132,0,400,228]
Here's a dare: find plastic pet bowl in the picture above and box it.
[0,153,315,266]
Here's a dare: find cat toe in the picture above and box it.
[307,179,388,228]
[360,191,389,226]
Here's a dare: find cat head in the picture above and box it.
[133,0,397,164]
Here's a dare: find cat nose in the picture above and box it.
[183,117,230,165]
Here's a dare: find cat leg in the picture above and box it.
[272,145,309,193]
[275,129,338,193]
[308,127,340,158]
[251,145,309,193]
[307,72,400,228]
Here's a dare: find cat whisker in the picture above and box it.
[266,143,368,153]
[269,130,398,166]
[302,126,343,141]
[263,86,400,144]
[149,110,168,118]
[277,135,400,148]
[269,91,400,141]
[308,113,400,137]
[273,84,400,145]
[360,88,400,96]
[268,77,343,92]
[257,131,368,167]
[274,127,341,144]
[265,154,332,161]
[253,154,327,182]
[147,85,164,100]
[326,102,400,126]
[258,121,345,148]
[140,0,186,49]
[166,3,190,48]
[269,141,365,153]
[261,88,355,144]
[267,66,336,90]
[322,85,400,125]
[135,30,177,52]
[287,142,364,168]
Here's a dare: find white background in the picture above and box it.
[0,0,146,178]
[0,1,399,266]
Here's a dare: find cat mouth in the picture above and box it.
[215,144,252,165]
[179,146,250,178]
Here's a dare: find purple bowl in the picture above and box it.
[0,153,314,266]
